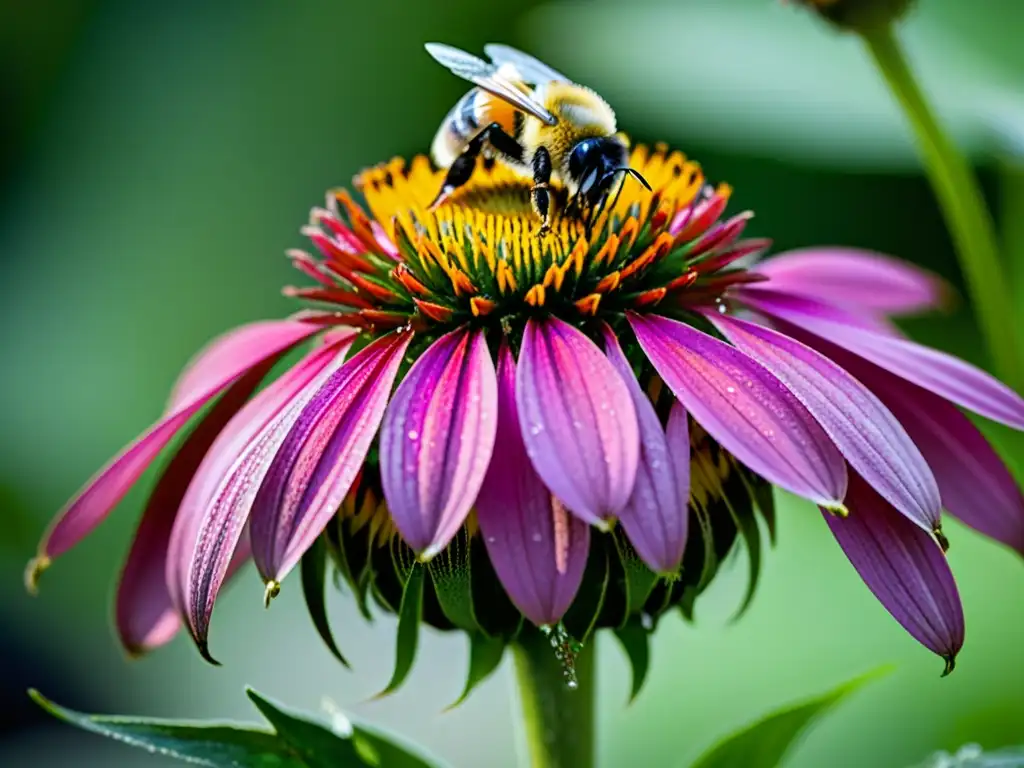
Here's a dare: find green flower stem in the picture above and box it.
[1001,162,1024,325]
[861,23,1023,389]
[511,627,595,768]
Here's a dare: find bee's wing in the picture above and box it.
[483,44,570,85]
[425,42,558,126]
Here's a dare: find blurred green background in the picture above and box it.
[1,1,1022,766]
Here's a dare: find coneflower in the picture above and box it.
[28,144,1023,683]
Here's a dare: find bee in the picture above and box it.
[425,42,650,233]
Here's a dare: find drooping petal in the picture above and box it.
[602,327,689,573]
[752,248,948,316]
[115,363,268,655]
[250,332,412,585]
[32,320,319,573]
[516,317,639,525]
[809,335,1024,556]
[380,328,497,558]
[825,473,964,673]
[707,312,941,534]
[740,289,1024,430]
[476,343,589,625]
[629,312,847,508]
[169,338,352,657]
[167,320,321,411]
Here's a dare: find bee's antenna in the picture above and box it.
[616,167,652,191]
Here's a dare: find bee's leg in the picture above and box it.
[531,146,553,236]
[430,123,524,209]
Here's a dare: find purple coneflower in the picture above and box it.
[28,145,1024,681]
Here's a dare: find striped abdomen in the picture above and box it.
[430,88,521,168]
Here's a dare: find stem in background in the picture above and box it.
[511,626,595,768]
[861,23,1023,389]
[1001,161,1024,326]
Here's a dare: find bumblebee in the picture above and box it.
[425,43,650,233]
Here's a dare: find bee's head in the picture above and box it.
[567,136,651,217]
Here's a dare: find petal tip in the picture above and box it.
[24,555,50,596]
[824,502,850,518]
[263,580,281,609]
[941,654,956,677]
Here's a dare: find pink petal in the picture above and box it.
[516,317,639,525]
[168,320,321,412]
[707,312,941,534]
[250,331,412,585]
[752,248,948,316]
[476,343,589,625]
[169,338,352,657]
[808,335,1024,556]
[380,328,497,558]
[34,320,319,568]
[628,313,847,508]
[602,326,689,573]
[825,473,964,673]
[740,289,1024,430]
[115,364,268,655]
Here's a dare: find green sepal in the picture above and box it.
[375,561,425,698]
[446,633,507,710]
[613,619,651,704]
[328,516,373,621]
[562,536,609,642]
[300,535,350,668]
[428,527,479,632]
[245,689,369,767]
[611,529,659,619]
[749,471,777,545]
[29,689,303,767]
[722,466,762,621]
[690,667,891,768]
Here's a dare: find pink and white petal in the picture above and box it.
[380,328,497,558]
[32,320,320,573]
[811,337,1024,556]
[115,363,269,655]
[516,317,640,525]
[603,327,689,573]
[168,338,352,657]
[752,248,948,316]
[708,312,941,534]
[629,313,847,508]
[250,331,412,586]
[476,344,589,626]
[740,289,1024,430]
[825,473,964,673]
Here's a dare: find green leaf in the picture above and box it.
[611,530,659,619]
[721,470,762,622]
[245,689,368,767]
[327,516,373,622]
[375,561,424,698]
[613,619,650,704]
[562,538,610,642]
[446,633,507,710]
[29,689,303,768]
[428,528,478,632]
[689,668,891,768]
[301,536,350,668]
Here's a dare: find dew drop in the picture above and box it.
[408,429,419,440]
[530,424,544,436]
[541,622,582,690]
[531,531,543,543]
[640,612,654,630]
[726,386,736,394]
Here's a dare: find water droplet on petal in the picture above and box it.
[408,429,419,440]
